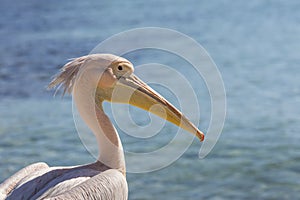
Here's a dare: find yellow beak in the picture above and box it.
[110,74,204,141]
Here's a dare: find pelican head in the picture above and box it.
[49,54,204,141]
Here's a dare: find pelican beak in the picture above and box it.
[112,74,204,141]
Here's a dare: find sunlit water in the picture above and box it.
[1,0,300,199]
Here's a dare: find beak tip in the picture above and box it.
[197,131,205,142]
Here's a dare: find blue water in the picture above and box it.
[1,0,300,199]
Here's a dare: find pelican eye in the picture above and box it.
[118,65,123,71]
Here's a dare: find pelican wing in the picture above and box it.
[0,162,49,199]
[44,169,128,200]
[1,162,127,200]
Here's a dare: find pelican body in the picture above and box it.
[0,54,204,199]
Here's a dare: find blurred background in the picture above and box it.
[0,0,299,199]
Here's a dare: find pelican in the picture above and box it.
[0,54,204,199]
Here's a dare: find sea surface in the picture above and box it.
[0,0,300,199]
